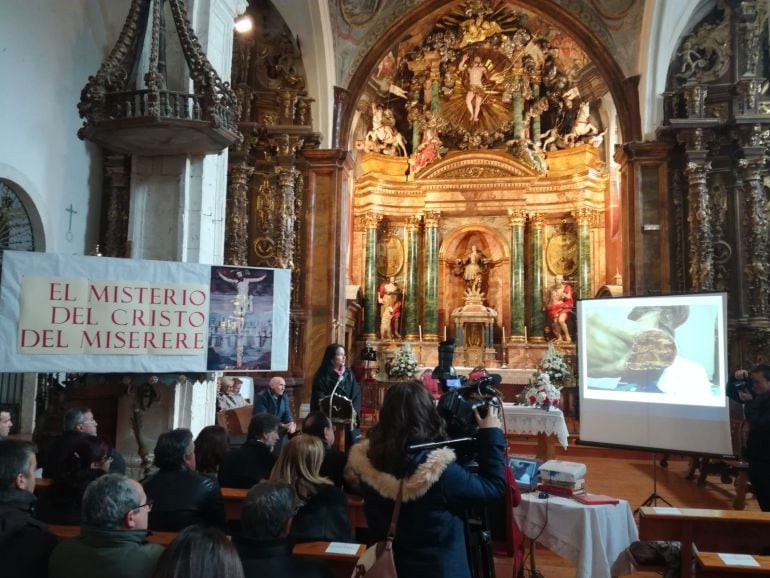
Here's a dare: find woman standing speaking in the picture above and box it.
[310,343,362,446]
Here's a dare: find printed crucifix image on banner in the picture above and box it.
[207,266,287,371]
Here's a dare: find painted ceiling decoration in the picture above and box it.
[355,0,608,173]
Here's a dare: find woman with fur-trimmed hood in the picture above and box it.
[346,381,507,578]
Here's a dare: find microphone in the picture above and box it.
[328,374,344,423]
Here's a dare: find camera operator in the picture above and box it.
[727,365,770,511]
[345,381,506,578]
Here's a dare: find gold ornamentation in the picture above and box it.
[507,208,526,227]
[376,235,405,278]
[363,212,382,229]
[424,211,441,228]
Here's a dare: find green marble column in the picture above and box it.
[412,89,422,152]
[423,211,440,339]
[363,212,381,337]
[431,77,440,113]
[574,208,594,299]
[508,209,526,341]
[404,215,420,339]
[529,213,545,341]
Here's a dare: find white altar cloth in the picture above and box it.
[514,493,638,578]
[503,403,569,449]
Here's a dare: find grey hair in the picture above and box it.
[63,407,91,431]
[81,473,140,528]
[242,481,296,539]
[0,440,36,490]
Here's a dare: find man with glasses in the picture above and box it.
[49,473,163,578]
[0,440,57,578]
[42,407,125,478]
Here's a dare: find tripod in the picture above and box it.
[635,452,673,514]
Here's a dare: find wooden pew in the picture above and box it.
[293,541,366,578]
[48,524,177,546]
[638,507,770,578]
[695,551,770,576]
[221,486,248,521]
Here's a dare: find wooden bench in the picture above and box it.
[293,541,366,578]
[221,486,248,521]
[695,551,770,576]
[48,524,178,545]
[638,507,770,578]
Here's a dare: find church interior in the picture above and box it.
[2,0,770,574]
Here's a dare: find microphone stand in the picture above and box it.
[328,373,344,425]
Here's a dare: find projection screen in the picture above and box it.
[577,293,733,456]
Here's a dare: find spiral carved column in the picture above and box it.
[225,161,253,265]
[739,157,770,319]
[685,160,714,291]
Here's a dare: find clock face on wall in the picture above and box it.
[546,232,578,277]
[0,181,35,266]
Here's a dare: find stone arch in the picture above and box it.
[340,0,641,150]
[0,165,46,255]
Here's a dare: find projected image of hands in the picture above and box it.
[579,294,726,406]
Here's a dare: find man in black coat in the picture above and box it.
[42,407,125,478]
[219,413,280,489]
[141,428,226,531]
[0,440,57,578]
[235,481,332,578]
[302,411,346,487]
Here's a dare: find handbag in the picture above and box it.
[352,478,404,578]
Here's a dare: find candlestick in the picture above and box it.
[443,325,447,341]
[502,326,506,344]
[418,325,423,342]
[524,325,528,342]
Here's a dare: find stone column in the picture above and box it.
[423,211,441,340]
[508,209,526,342]
[224,161,253,265]
[739,156,770,319]
[685,160,714,291]
[528,213,545,341]
[363,212,381,338]
[574,207,595,299]
[404,215,421,340]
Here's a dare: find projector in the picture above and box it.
[539,460,586,484]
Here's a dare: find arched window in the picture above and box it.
[0,180,36,267]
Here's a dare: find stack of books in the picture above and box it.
[537,477,586,497]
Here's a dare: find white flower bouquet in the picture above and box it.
[387,343,419,379]
[523,371,561,409]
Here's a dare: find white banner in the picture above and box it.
[0,252,290,373]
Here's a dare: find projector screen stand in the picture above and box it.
[635,452,673,514]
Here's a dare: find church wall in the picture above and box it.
[0,0,131,254]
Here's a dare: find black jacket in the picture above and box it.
[218,441,276,489]
[42,431,125,478]
[746,392,770,463]
[36,469,104,525]
[320,447,347,487]
[290,483,354,544]
[0,489,58,578]
[141,467,226,531]
[236,536,333,578]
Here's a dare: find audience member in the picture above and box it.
[49,473,163,578]
[42,407,125,478]
[142,429,226,531]
[269,435,353,543]
[346,381,506,578]
[217,377,246,411]
[218,413,280,489]
[0,410,13,437]
[236,481,333,578]
[253,377,296,453]
[150,525,244,578]
[37,435,111,525]
[302,411,346,487]
[729,365,770,511]
[0,440,57,578]
[194,425,229,478]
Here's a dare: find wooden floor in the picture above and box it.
[495,437,760,578]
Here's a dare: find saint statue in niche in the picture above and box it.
[456,245,487,294]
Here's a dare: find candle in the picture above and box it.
[502,326,506,344]
[524,325,528,342]
[443,326,447,341]
[418,325,423,342]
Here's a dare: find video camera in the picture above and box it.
[433,340,503,439]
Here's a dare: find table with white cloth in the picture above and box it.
[514,493,639,578]
[503,403,570,460]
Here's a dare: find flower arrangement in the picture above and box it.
[387,343,419,379]
[523,371,561,410]
[539,343,574,386]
